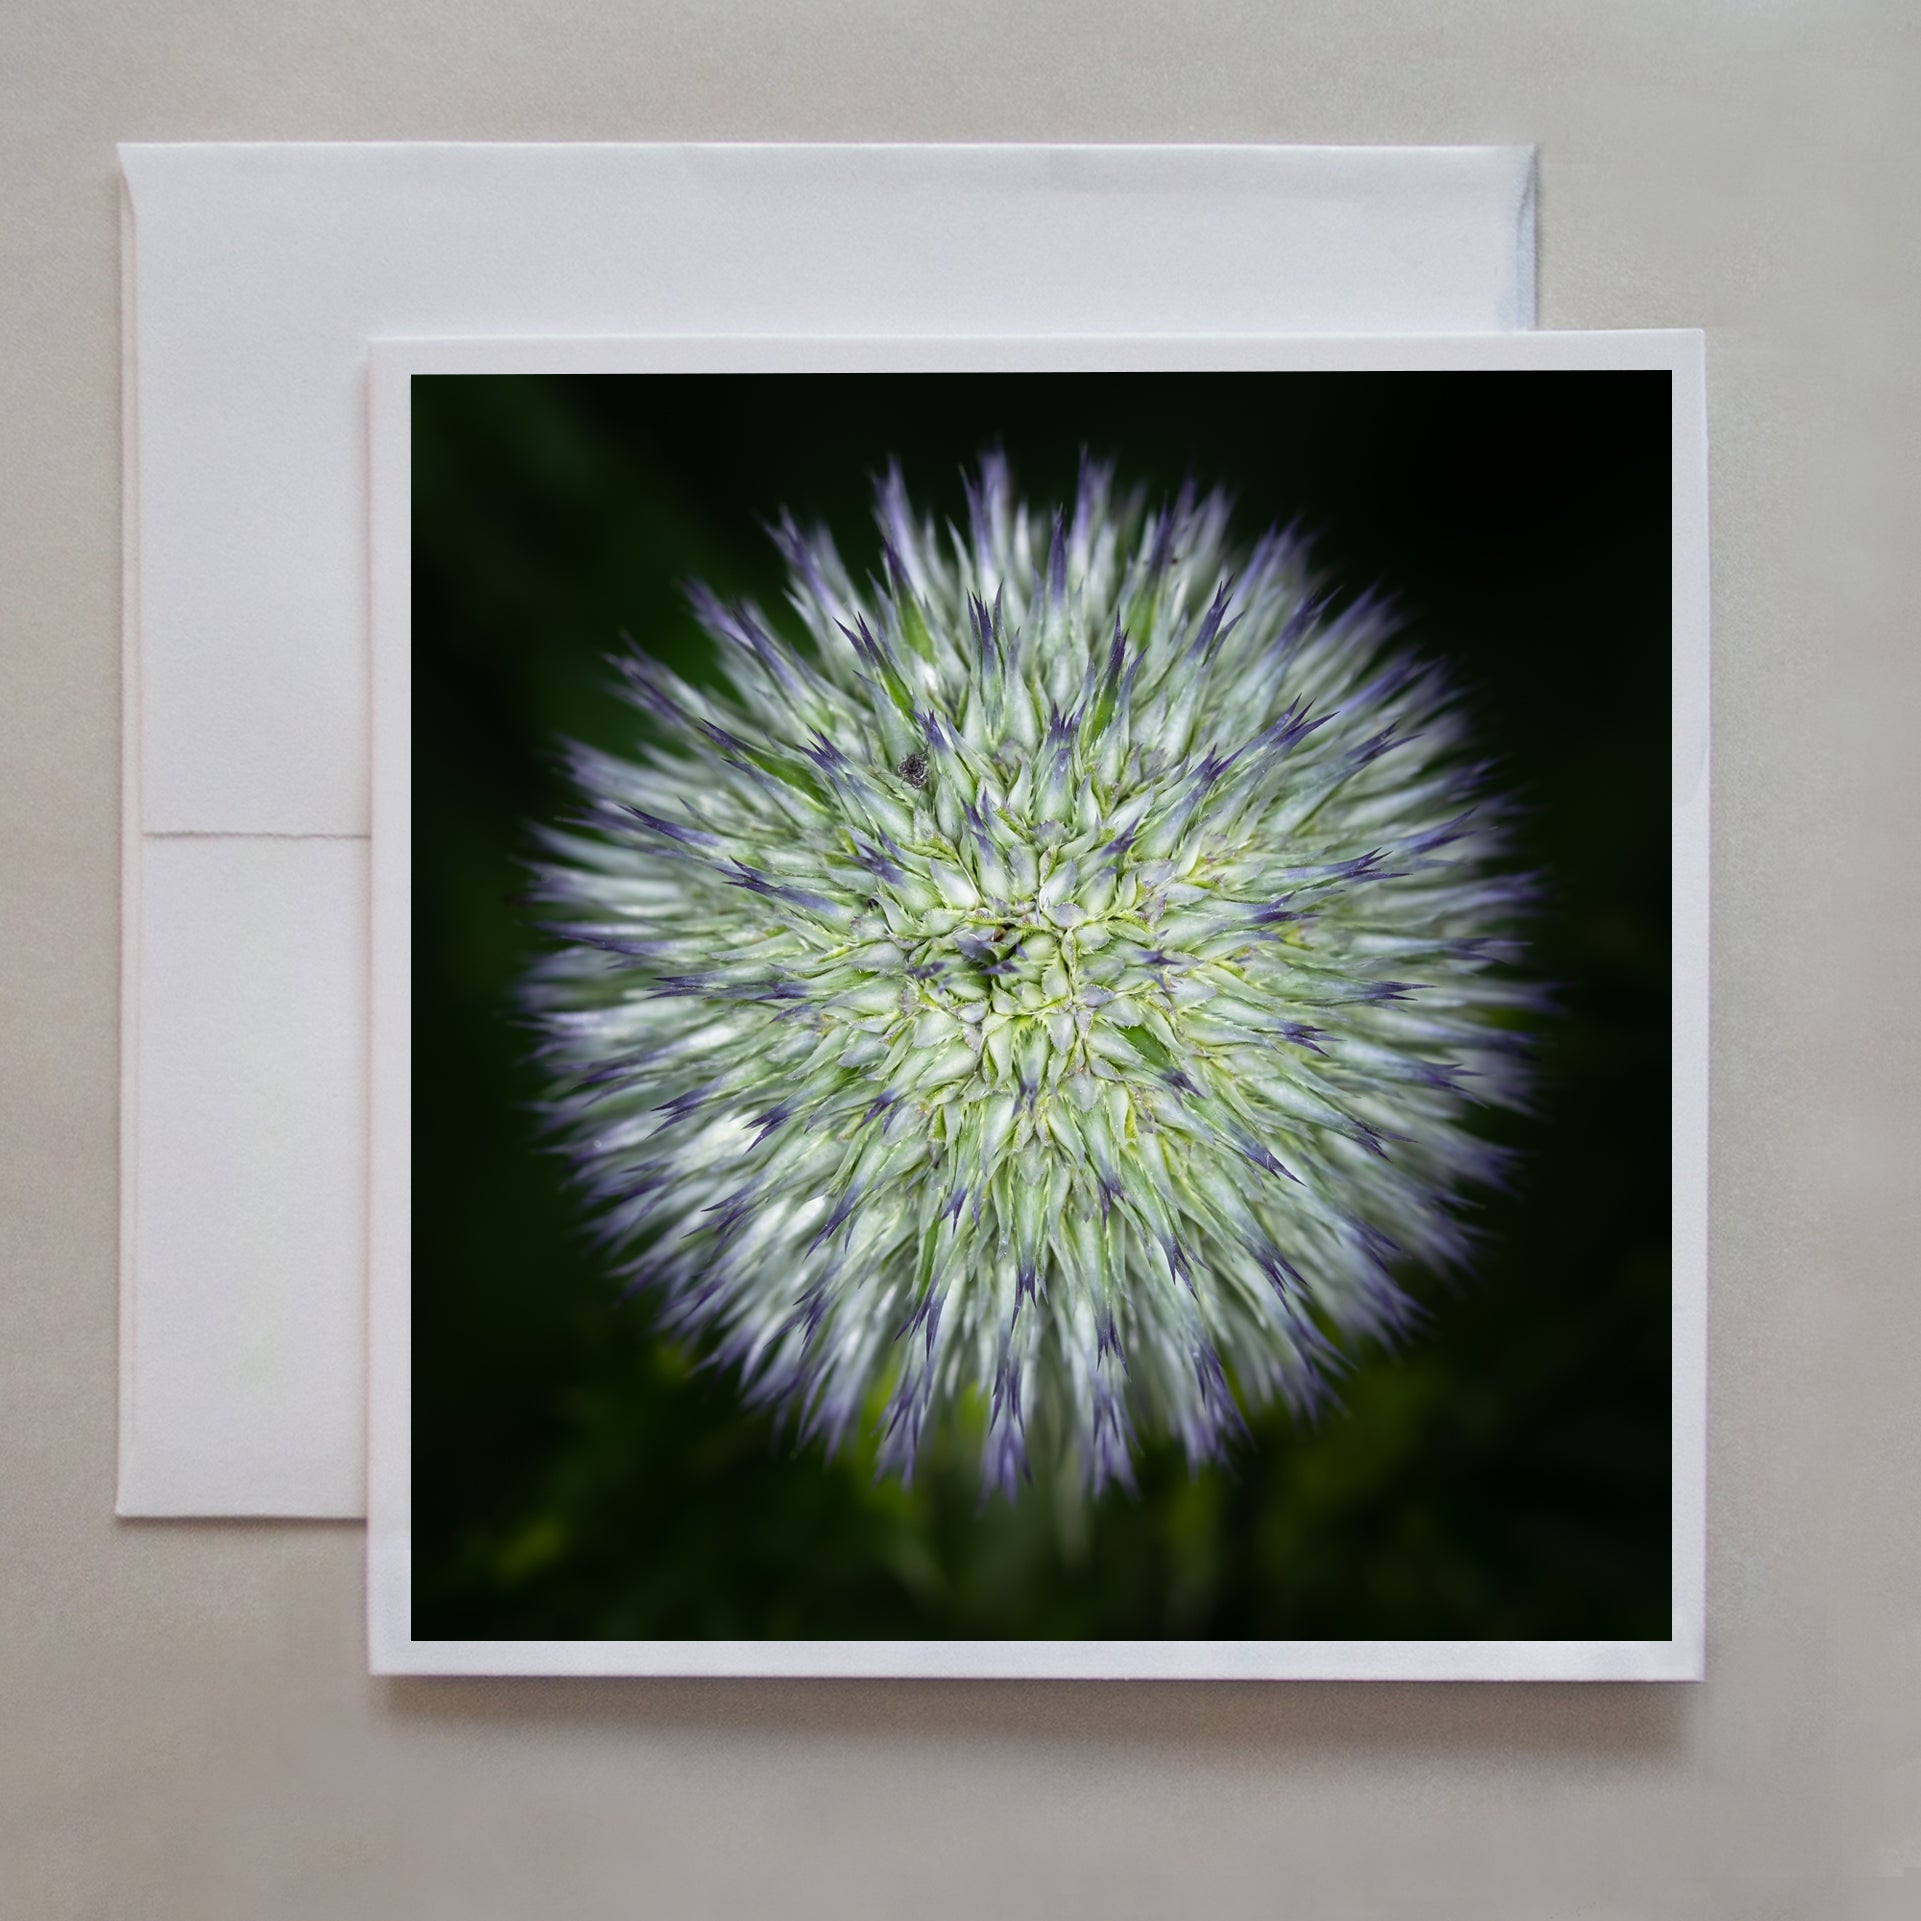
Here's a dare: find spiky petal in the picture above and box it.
[529,455,1537,1496]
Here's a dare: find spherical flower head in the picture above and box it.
[530,454,1537,1499]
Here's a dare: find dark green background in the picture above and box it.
[412,370,1671,1642]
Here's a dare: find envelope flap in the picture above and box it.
[123,142,1535,836]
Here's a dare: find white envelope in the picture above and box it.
[118,142,1539,1517]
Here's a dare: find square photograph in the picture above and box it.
[373,341,1702,1675]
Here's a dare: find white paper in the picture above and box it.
[366,330,1708,1679]
[120,142,1538,1518]
[121,837,368,1514]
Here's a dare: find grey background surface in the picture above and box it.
[2,3,1915,1916]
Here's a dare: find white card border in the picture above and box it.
[369,330,1708,1680]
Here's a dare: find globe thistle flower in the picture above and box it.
[529,454,1537,1499]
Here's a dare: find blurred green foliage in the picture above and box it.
[411,370,1671,1641]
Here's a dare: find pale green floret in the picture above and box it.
[533,456,1537,1497]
